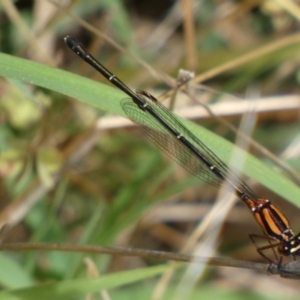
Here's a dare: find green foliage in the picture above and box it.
[1,1,300,299]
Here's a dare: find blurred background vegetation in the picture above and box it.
[1,0,300,299]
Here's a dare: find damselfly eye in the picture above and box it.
[278,244,290,256]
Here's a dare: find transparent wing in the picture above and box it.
[121,91,258,200]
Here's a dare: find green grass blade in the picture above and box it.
[0,264,171,300]
[0,52,123,115]
[0,53,299,207]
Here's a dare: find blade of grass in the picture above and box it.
[0,253,35,289]
[0,53,299,207]
[0,264,174,300]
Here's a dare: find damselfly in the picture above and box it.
[64,35,300,265]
